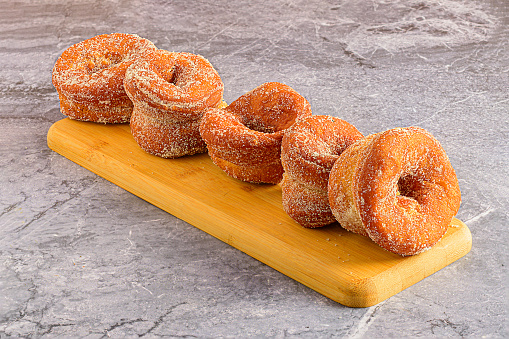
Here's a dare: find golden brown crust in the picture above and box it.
[328,127,461,256]
[52,33,157,123]
[328,135,376,236]
[281,115,363,228]
[199,82,312,184]
[281,174,337,228]
[130,108,206,158]
[124,50,224,158]
[209,153,284,185]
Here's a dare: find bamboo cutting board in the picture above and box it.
[47,118,472,307]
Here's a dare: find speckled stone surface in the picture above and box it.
[1,0,508,337]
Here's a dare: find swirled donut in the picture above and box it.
[281,115,363,228]
[328,127,461,256]
[124,49,225,158]
[52,33,157,123]
[199,82,312,184]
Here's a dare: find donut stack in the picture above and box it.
[200,82,312,184]
[280,115,363,228]
[53,33,225,158]
[326,127,461,256]
[52,33,461,256]
[52,33,157,123]
[124,50,225,158]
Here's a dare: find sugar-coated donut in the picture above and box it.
[199,82,312,184]
[52,33,157,123]
[124,49,225,158]
[328,127,461,256]
[281,115,363,228]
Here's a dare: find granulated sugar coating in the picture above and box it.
[328,127,461,256]
[52,33,157,123]
[124,49,224,158]
[280,115,363,228]
[130,109,206,158]
[200,82,312,184]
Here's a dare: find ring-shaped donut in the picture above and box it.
[200,82,312,184]
[124,50,224,158]
[328,127,461,256]
[281,115,363,228]
[52,33,157,123]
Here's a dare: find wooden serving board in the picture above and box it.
[47,118,472,308]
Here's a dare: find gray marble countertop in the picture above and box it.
[1,0,507,337]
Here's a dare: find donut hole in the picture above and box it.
[156,61,193,91]
[170,65,194,88]
[301,138,337,166]
[305,132,360,170]
[290,117,363,173]
[86,51,124,74]
[158,65,177,84]
[397,174,421,201]
[243,116,280,134]
[240,106,300,135]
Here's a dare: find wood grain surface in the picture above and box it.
[47,118,472,307]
